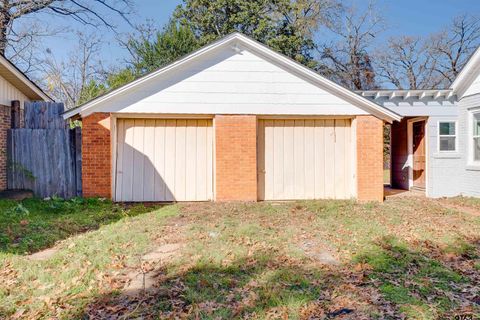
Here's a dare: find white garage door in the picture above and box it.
[115,119,213,202]
[258,119,353,200]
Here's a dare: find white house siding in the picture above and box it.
[426,117,463,197]
[0,74,29,107]
[95,48,370,116]
[366,95,465,198]
[458,94,480,197]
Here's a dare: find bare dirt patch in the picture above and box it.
[299,241,340,265]
[123,243,183,296]
[27,247,58,261]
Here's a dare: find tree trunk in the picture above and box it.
[0,11,11,55]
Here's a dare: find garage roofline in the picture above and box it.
[63,32,402,123]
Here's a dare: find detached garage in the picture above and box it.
[64,33,401,203]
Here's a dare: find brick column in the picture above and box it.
[356,115,384,202]
[215,115,257,201]
[82,113,112,198]
[0,105,11,190]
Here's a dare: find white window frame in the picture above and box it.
[437,120,457,153]
[470,109,480,166]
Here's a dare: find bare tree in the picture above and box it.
[41,32,107,108]
[429,14,480,85]
[317,2,385,90]
[5,20,65,75]
[0,0,132,55]
[375,36,443,90]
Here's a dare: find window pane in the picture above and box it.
[475,137,480,161]
[440,137,456,151]
[439,122,455,135]
[474,114,480,136]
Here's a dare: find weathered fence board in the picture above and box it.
[7,102,81,199]
[24,102,68,129]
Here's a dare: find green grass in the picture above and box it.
[1,197,479,319]
[355,237,470,319]
[0,197,155,254]
[0,203,179,318]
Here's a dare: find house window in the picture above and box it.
[438,121,456,152]
[473,112,480,162]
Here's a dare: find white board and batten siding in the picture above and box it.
[115,119,213,202]
[0,73,29,107]
[258,119,353,200]
[95,49,370,117]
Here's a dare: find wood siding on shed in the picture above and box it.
[258,119,352,200]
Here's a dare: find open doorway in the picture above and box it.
[388,117,427,196]
[408,118,427,191]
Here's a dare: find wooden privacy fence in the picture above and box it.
[7,102,82,198]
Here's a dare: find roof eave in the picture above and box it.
[0,55,52,102]
[450,47,480,95]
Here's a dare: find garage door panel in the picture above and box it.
[164,120,176,201]
[153,120,166,200]
[304,120,315,199]
[324,120,336,198]
[144,120,156,201]
[273,121,284,199]
[283,121,295,198]
[314,120,325,198]
[259,119,352,200]
[185,120,197,200]
[206,123,213,200]
[264,120,274,200]
[174,120,187,200]
[121,119,135,202]
[294,120,305,199]
[343,120,352,198]
[257,121,266,201]
[195,122,204,200]
[132,120,145,201]
[334,120,346,198]
[116,119,213,202]
[115,119,125,202]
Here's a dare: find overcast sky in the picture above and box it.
[21,0,480,68]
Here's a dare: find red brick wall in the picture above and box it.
[0,105,11,190]
[82,113,112,198]
[356,115,384,202]
[215,115,257,201]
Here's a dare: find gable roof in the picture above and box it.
[0,55,52,101]
[63,33,401,122]
[450,47,480,97]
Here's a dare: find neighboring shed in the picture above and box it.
[0,55,51,191]
[64,33,401,203]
